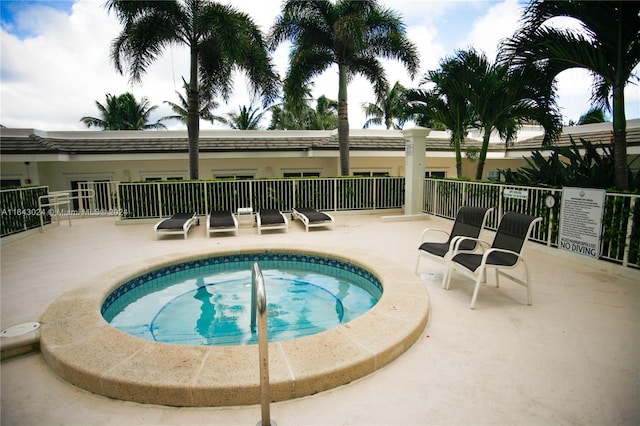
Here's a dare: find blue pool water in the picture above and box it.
[102,253,382,346]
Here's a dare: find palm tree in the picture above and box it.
[162,78,224,126]
[105,0,279,179]
[405,53,477,178]
[314,95,339,130]
[269,0,419,176]
[219,105,265,130]
[499,1,640,190]
[456,49,562,180]
[268,90,338,130]
[81,92,166,130]
[577,107,608,125]
[362,81,410,130]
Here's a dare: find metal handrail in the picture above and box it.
[37,189,96,232]
[251,262,274,426]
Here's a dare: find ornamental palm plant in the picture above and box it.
[105,0,279,179]
[269,0,419,176]
[499,1,640,190]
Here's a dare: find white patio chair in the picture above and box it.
[443,211,542,309]
[416,206,494,288]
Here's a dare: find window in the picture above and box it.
[214,174,254,180]
[487,170,501,181]
[1,179,21,188]
[283,172,320,178]
[353,171,390,177]
[425,171,446,178]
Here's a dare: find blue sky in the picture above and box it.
[1,0,638,131]
[1,0,74,38]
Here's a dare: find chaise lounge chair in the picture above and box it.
[154,212,197,240]
[416,206,493,287]
[443,211,542,309]
[256,209,289,234]
[206,210,238,237]
[292,207,335,232]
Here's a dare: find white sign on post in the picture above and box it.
[503,188,529,200]
[558,187,606,258]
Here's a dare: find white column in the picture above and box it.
[400,127,430,215]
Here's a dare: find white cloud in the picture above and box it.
[461,0,522,60]
[0,0,638,132]
[1,2,130,130]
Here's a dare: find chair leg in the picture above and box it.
[443,262,455,290]
[441,266,449,289]
[469,268,484,309]
[440,253,451,289]
[495,268,500,288]
[415,255,421,274]
[523,261,533,306]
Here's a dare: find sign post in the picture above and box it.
[558,187,606,258]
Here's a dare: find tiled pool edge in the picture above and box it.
[38,244,430,407]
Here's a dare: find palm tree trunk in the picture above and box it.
[475,130,491,180]
[338,64,350,176]
[612,80,628,191]
[454,138,463,178]
[187,46,200,180]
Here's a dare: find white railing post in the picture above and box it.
[156,182,163,218]
[333,178,338,211]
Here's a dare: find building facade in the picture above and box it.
[1,120,638,191]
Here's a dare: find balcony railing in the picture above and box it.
[4,178,637,271]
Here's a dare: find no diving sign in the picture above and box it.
[558,187,605,258]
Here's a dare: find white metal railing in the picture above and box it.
[37,188,95,232]
[114,177,405,219]
[4,178,637,271]
[0,185,50,236]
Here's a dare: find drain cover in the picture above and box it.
[1,322,41,337]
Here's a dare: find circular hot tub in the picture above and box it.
[102,252,383,346]
[39,245,429,407]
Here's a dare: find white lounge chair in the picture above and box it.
[256,209,288,234]
[292,207,335,232]
[154,212,197,240]
[206,210,238,237]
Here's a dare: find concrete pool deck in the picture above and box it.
[1,212,639,425]
[38,245,428,406]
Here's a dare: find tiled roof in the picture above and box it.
[507,126,640,151]
[0,131,327,154]
[1,120,638,156]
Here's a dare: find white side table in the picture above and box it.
[236,207,255,228]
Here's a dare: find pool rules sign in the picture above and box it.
[558,187,606,258]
